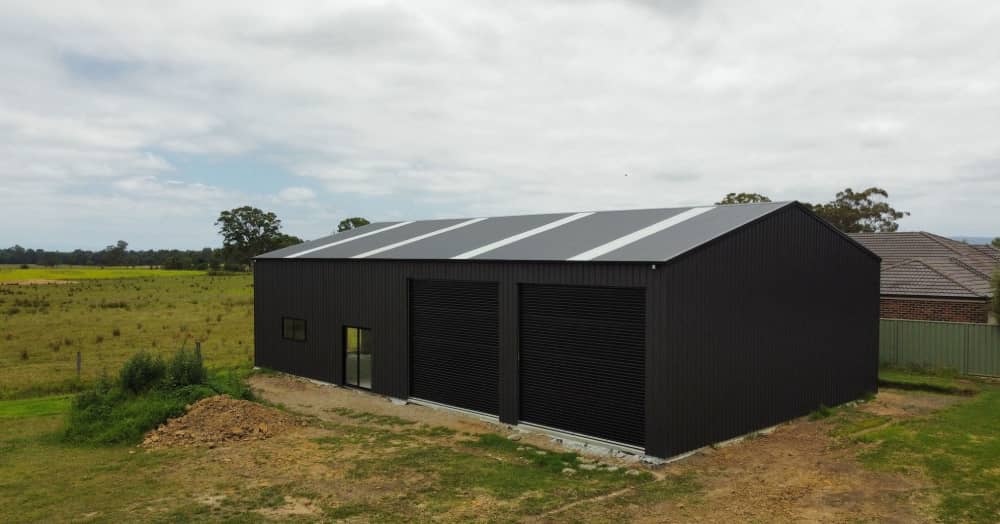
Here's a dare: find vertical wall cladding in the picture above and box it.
[646,205,880,458]
[253,258,651,417]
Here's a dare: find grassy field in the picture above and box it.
[2,267,998,522]
[0,268,253,399]
[855,387,1000,522]
[0,265,203,282]
[0,393,667,522]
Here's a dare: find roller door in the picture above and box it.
[410,279,499,415]
[519,284,645,447]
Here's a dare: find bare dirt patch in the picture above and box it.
[141,395,302,449]
[860,389,964,418]
[641,419,932,523]
[249,373,568,453]
[235,375,962,522]
[539,389,966,523]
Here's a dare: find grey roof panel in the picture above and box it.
[302,219,470,259]
[475,207,693,261]
[255,222,402,259]
[599,202,790,262]
[256,202,807,263]
[373,212,573,259]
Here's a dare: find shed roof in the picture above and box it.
[258,201,806,263]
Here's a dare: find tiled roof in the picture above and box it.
[972,244,1000,263]
[851,232,998,299]
[880,259,984,298]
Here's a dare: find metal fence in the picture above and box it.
[880,319,1000,377]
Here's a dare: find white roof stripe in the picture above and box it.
[285,221,414,259]
[567,207,714,261]
[451,212,595,260]
[352,218,488,259]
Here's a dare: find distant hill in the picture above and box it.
[949,236,994,245]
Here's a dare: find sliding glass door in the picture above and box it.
[344,326,372,389]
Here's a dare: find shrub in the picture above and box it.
[166,346,205,387]
[809,404,833,420]
[992,271,999,317]
[119,351,166,394]
[65,381,214,445]
[112,327,121,337]
[19,349,28,360]
[64,353,248,445]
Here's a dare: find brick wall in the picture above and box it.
[880,297,989,323]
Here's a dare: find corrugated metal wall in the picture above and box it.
[254,204,879,458]
[646,205,879,457]
[254,259,650,425]
[880,318,1000,376]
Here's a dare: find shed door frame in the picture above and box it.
[517,283,646,448]
[408,278,500,416]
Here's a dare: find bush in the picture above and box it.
[65,381,214,445]
[64,348,249,445]
[119,351,166,394]
[166,346,205,387]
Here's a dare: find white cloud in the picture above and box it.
[276,186,316,202]
[1,0,1000,248]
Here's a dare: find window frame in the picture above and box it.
[281,317,307,342]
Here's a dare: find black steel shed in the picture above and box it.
[254,201,879,458]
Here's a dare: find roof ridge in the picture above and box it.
[919,231,969,258]
[949,256,992,281]
[881,257,921,271]
[917,257,987,297]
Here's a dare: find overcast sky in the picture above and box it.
[1,1,998,250]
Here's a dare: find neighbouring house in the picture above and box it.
[254,202,879,459]
[851,232,999,324]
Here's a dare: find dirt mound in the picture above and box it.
[142,395,301,449]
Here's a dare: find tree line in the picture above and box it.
[5,188,993,269]
[0,242,228,270]
[717,187,910,233]
[2,207,372,270]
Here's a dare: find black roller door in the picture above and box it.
[410,279,499,415]
[519,284,645,447]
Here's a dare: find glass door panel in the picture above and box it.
[358,328,372,389]
[344,326,371,390]
[345,327,359,387]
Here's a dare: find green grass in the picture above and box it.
[0,265,204,282]
[343,432,652,517]
[0,395,72,419]
[0,271,254,398]
[852,385,1000,523]
[878,368,979,395]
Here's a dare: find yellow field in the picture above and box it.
[0,265,205,282]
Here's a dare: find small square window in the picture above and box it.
[282,317,306,341]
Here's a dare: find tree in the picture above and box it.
[808,187,908,233]
[993,238,1000,249]
[337,217,371,233]
[101,240,128,267]
[716,193,772,205]
[215,206,302,268]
